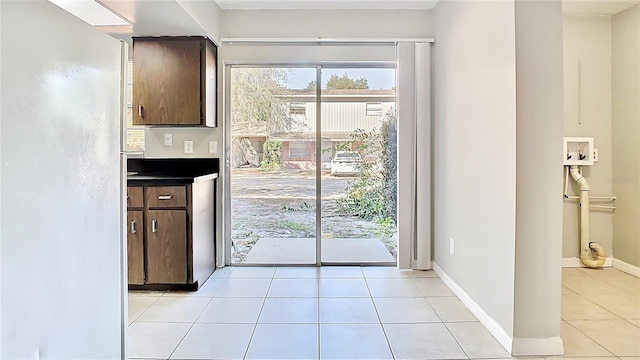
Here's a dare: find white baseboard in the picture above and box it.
[613,257,640,278]
[432,262,513,354]
[562,257,612,268]
[511,337,564,356]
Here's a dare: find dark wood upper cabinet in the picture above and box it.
[133,36,217,127]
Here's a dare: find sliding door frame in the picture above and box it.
[223,62,398,267]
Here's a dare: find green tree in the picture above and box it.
[327,73,369,89]
[231,68,306,167]
[304,73,369,91]
[231,68,296,135]
[304,80,316,91]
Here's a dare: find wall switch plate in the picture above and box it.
[209,141,218,154]
[184,140,194,154]
[163,133,173,146]
[450,237,455,255]
[593,148,599,163]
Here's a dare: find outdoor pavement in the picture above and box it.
[243,237,396,265]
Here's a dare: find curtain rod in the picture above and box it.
[221,37,435,45]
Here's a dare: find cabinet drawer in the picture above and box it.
[146,186,187,208]
[127,187,144,208]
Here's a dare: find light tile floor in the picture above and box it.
[560,267,640,358]
[128,266,639,360]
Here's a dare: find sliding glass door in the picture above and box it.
[227,65,397,265]
[319,68,398,264]
[229,67,317,264]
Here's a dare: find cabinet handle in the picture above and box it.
[158,195,173,200]
[152,219,157,233]
[130,220,136,234]
[138,104,144,118]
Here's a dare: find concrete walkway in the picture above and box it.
[243,238,395,265]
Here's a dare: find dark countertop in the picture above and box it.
[127,158,219,186]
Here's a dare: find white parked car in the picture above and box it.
[330,151,362,176]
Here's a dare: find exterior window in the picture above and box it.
[252,141,263,153]
[290,102,306,115]
[126,61,145,151]
[289,142,308,158]
[366,102,383,116]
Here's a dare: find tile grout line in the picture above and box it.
[242,271,276,360]
[408,275,448,324]
[410,273,473,359]
[565,290,628,323]
[562,318,617,357]
[165,321,197,360]
[129,292,165,324]
[362,266,398,360]
[165,279,224,360]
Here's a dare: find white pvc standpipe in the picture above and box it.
[568,166,606,267]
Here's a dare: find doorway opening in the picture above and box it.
[227,65,398,266]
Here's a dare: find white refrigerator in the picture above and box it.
[1,1,127,358]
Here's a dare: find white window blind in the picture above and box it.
[397,42,431,270]
[366,102,383,116]
[289,142,308,158]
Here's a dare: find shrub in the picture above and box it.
[337,107,397,225]
[260,140,282,171]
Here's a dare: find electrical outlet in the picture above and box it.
[450,237,455,255]
[184,140,194,154]
[163,133,173,146]
[593,148,599,163]
[209,141,218,154]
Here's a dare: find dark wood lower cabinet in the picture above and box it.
[127,210,145,285]
[127,180,215,290]
[145,210,187,284]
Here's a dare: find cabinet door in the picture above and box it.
[133,39,201,125]
[127,211,144,285]
[146,210,187,284]
[127,186,144,208]
[204,40,217,127]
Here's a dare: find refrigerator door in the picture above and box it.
[118,40,130,359]
[1,1,125,358]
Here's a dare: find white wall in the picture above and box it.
[144,127,222,158]
[177,0,222,45]
[220,9,433,39]
[612,4,640,268]
[433,0,564,354]
[562,16,613,259]
[218,9,426,64]
[432,0,517,341]
[512,0,564,354]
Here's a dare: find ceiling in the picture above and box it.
[213,0,638,15]
[213,0,440,10]
[563,0,639,16]
[90,0,639,47]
